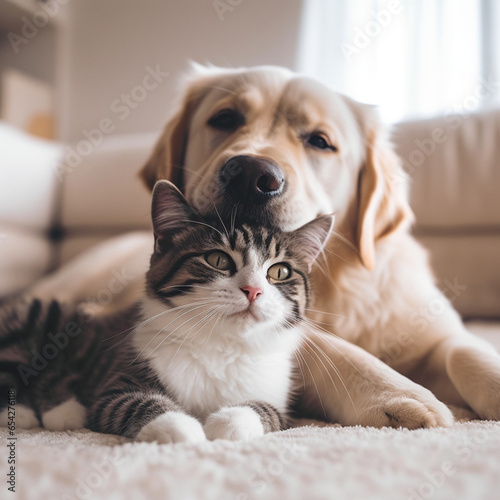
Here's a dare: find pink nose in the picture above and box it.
[240,286,263,303]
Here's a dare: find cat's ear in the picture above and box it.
[290,215,334,270]
[151,180,199,253]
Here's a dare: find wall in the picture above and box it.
[63,0,305,141]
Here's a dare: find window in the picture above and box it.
[296,0,500,123]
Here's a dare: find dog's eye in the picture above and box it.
[307,133,338,152]
[207,109,245,132]
[205,251,234,271]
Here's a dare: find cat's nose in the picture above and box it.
[240,286,263,303]
[219,155,284,202]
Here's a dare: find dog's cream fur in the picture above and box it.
[34,65,500,428]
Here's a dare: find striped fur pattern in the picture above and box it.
[0,181,332,442]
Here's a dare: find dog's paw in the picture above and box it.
[360,390,454,429]
[379,395,454,429]
[204,407,264,441]
[447,346,500,420]
[136,412,206,444]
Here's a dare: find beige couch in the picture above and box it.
[1,109,499,322]
[1,111,500,500]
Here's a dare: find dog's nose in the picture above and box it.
[219,155,284,200]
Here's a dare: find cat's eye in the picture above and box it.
[207,108,245,132]
[205,251,234,271]
[267,263,291,281]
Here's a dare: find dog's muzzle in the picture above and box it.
[215,155,286,226]
[219,155,284,203]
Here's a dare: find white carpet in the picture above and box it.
[2,322,499,500]
[2,420,500,500]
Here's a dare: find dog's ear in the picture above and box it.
[140,103,192,191]
[356,126,414,270]
[140,63,224,191]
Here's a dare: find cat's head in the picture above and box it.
[144,180,333,342]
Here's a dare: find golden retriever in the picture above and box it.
[36,64,500,428]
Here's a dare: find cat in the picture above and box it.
[0,180,333,443]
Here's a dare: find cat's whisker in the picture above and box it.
[166,308,223,364]
[304,308,347,318]
[199,308,225,356]
[128,303,216,363]
[103,299,215,342]
[230,204,238,238]
[299,335,341,403]
[306,318,342,328]
[293,345,328,420]
[108,300,218,338]
[141,306,217,362]
[273,322,307,391]
[299,335,343,398]
[157,284,217,294]
[299,319,364,379]
[183,307,221,340]
[180,219,225,238]
[329,230,360,255]
[180,165,205,179]
[283,319,341,386]
[101,300,217,352]
[315,249,331,277]
[299,316,346,342]
[298,319,356,364]
[301,318,344,339]
[211,198,230,240]
[293,349,307,391]
[296,327,358,417]
[321,247,351,264]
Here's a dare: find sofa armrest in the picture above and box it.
[0,121,63,296]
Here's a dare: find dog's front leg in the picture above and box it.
[296,329,454,428]
[30,232,151,313]
[421,331,500,421]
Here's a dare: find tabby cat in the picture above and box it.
[0,180,332,443]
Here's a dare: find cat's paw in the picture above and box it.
[204,407,264,441]
[0,404,39,429]
[361,391,454,429]
[136,412,206,444]
[41,398,87,431]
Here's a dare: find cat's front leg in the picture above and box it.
[90,390,206,444]
[204,401,286,441]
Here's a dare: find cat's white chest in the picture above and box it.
[136,297,301,420]
[136,313,299,419]
[153,335,296,419]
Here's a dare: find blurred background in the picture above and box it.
[0,0,499,320]
[1,0,499,139]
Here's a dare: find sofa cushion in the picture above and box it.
[60,133,155,232]
[0,223,53,296]
[0,122,61,297]
[393,109,500,229]
[0,121,62,231]
[394,110,500,318]
[417,234,500,318]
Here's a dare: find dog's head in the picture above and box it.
[140,64,413,270]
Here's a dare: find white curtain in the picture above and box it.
[296,0,500,123]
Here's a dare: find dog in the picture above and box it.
[35,64,500,429]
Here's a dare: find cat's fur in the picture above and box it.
[0,181,332,442]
